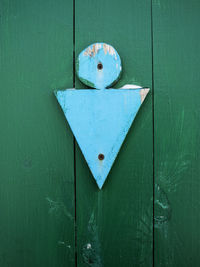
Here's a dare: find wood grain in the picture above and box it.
[2,0,199,265]
[75,0,153,266]
[0,0,75,266]
[153,0,200,266]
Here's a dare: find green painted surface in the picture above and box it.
[75,0,153,266]
[1,0,200,266]
[0,0,75,266]
[153,0,200,266]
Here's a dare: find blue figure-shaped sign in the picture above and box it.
[55,43,149,189]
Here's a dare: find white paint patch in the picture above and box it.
[140,88,150,103]
[84,43,102,57]
[120,84,142,89]
[87,243,92,249]
[120,84,150,102]
[103,43,117,60]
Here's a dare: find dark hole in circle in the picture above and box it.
[98,154,105,160]
[97,62,103,70]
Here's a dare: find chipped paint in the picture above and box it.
[77,43,122,89]
[121,84,143,89]
[120,84,150,102]
[84,43,102,57]
[82,212,102,266]
[87,243,92,249]
[103,43,117,59]
[154,184,171,228]
[140,88,150,103]
[83,43,118,60]
[55,43,150,189]
[55,87,149,189]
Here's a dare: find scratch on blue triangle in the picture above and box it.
[55,88,149,189]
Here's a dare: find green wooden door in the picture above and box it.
[0,0,199,266]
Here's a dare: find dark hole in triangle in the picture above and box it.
[98,154,104,160]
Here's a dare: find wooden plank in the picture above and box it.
[153,0,200,266]
[75,0,153,266]
[0,1,75,266]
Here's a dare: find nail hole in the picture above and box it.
[97,63,103,70]
[98,154,105,160]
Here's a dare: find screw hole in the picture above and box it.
[97,63,103,70]
[98,154,105,160]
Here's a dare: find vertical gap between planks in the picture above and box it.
[73,139,77,267]
[150,0,155,266]
[73,0,77,265]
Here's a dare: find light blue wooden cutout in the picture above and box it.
[55,43,150,189]
[76,43,122,89]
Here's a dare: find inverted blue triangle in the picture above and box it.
[55,88,149,189]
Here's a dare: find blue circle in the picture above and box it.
[76,43,122,89]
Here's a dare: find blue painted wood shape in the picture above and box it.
[55,43,149,189]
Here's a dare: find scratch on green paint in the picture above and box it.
[82,212,102,266]
[46,197,73,220]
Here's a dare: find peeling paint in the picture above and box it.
[120,84,142,89]
[140,88,150,103]
[55,44,150,188]
[84,43,102,57]
[82,212,102,266]
[87,243,92,249]
[154,184,172,228]
[120,84,150,103]
[83,43,117,60]
[56,88,149,189]
[77,42,122,89]
[103,43,117,59]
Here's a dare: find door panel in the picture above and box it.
[153,0,200,266]
[75,0,153,266]
[0,1,75,266]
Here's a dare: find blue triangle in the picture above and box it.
[55,88,149,189]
